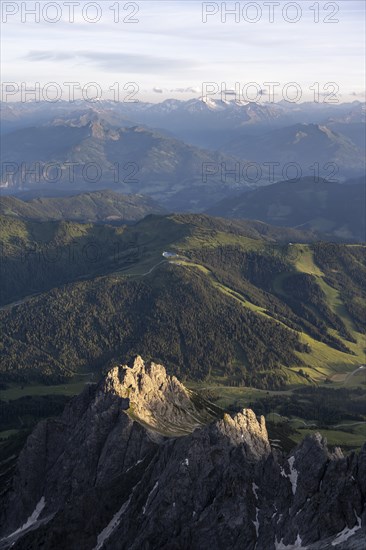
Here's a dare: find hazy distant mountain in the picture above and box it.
[207,177,366,242]
[132,99,366,152]
[116,98,291,147]
[3,99,364,149]
[0,190,165,224]
[0,114,245,211]
[223,123,365,179]
[0,102,136,135]
[324,103,365,150]
[2,101,365,208]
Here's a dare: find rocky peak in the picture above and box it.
[99,356,219,436]
[101,355,188,399]
[100,356,270,454]
[215,410,270,459]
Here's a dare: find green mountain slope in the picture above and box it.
[0,213,317,306]
[0,215,141,305]
[0,214,364,388]
[0,190,165,224]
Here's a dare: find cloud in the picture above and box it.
[350,91,365,98]
[25,51,74,61]
[170,87,200,94]
[10,0,364,103]
[25,50,198,74]
[217,88,268,97]
[153,87,163,93]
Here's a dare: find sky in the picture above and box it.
[1,0,365,103]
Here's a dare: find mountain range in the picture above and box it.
[1,113,245,211]
[207,177,365,242]
[223,123,365,178]
[0,357,365,549]
[1,98,365,549]
[1,100,365,207]
[2,99,365,148]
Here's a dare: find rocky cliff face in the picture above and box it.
[100,356,219,436]
[0,357,365,550]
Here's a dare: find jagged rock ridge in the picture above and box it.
[100,356,221,436]
[0,357,365,550]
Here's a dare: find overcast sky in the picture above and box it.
[1,0,365,102]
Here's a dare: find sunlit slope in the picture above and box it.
[0,213,364,387]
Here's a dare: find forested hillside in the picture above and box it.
[0,190,165,223]
[1,213,364,390]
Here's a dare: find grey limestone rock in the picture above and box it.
[0,357,364,550]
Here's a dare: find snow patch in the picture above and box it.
[3,497,46,540]
[275,534,305,549]
[252,482,259,500]
[288,457,298,495]
[201,97,226,111]
[94,497,131,550]
[182,458,189,466]
[253,507,260,536]
[280,456,298,495]
[142,481,159,514]
[331,516,361,546]
[125,458,144,473]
